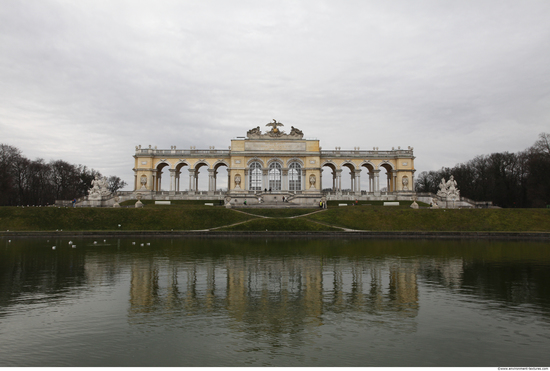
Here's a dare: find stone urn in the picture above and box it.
[135,193,144,208]
[410,196,419,209]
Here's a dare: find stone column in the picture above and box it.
[302,169,307,192]
[336,169,342,193]
[392,171,397,192]
[244,169,249,191]
[214,170,217,192]
[355,169,361,194]
[412,173,415,192]
[368,173,372,193]
[373,170,380,195]
[147,172,153,191]
[195,170,199,192]
[152,174,157,191]
[169,169,176,192]
[263,169,269,191]
[188,169,195,193]
[208,169,215,194]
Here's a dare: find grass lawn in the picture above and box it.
[0,203,549,233]
[217,217,341,231]
[0,206,254,231]
[306,207,550,232]
[235,208,321,218]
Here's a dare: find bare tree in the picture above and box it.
[107,176,127,193]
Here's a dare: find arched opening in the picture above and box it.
[380,163,395,192]
[268,162,282,191]
[192,162,209,192]
[361,163,376,193]
[288,162,302,191]
[154,162,170,191]
[213,162,229,192]
[341,163,355,193]
[249,161,262,191]
[174,162,188,191]
[321,163,337,192]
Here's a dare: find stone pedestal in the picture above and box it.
[135,193,144,208]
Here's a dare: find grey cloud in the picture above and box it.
[1,0,549,188]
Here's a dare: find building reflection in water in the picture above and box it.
[127,254,430,334]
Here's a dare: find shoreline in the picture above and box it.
[2,230,550,240]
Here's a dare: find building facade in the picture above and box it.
[132,121,416,204]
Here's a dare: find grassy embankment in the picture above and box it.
[0,202,252,231]
[305,207,550,232]
[0,200,549,232]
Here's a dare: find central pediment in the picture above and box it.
[246,120,304,140]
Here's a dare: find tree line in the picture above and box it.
[415,133,550,208]
[0,144,127,206]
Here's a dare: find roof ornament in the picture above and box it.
[246,119,303,139]
[266,119,284,130]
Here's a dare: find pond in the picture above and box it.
[1,237,549,367]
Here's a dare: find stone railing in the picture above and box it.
[134,148,413,158]
[320,149,413,157]
[135,148,230,156]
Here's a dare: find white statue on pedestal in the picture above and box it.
[234,175,241,190]
[402,176,409,191]
[88,176,111,199]
[437,178,447,198]
[437,175,460,199]
[446,175,459,199]
[309,174,316,189]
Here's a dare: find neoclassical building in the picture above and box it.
[133,121,415,204]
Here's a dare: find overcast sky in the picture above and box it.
[1,0,549,190]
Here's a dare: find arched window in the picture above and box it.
[249,162,262,190]
[268,162,282,191]
[288,162,301,190]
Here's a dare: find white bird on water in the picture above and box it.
[52,246,56,250]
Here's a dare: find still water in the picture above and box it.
[1,237,549,367]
